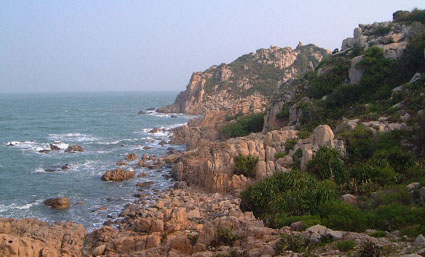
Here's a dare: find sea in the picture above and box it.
[0,91,191,230]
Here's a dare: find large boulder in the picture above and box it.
[0,218,86,257]
[101,168,136,181]
[44,197,71,209]
[349,55,364,84]
[125,153,138,162]
[65,145,84,153]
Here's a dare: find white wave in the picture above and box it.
[33,167,46,173]
[146,111,198,120]
[6,141,51,153]
[0,200,41,213]
[48,133,99,142]
[51,141,69,150]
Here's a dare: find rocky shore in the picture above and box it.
[2,11,425,256]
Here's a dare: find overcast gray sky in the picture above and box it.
[1,0,424,93]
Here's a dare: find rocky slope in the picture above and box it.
[264,20,416,132]
[158,43,329,115]
[1,10,425,257]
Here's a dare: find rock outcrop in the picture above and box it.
[172,125,344,194]
[340,21,411,59]
[101,168,136,182]
[158,44,329,115]
[65,145,84,153]
[44,197,71,210]
[0,218,86,257]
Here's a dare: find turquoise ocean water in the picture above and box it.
[0,91,190,230]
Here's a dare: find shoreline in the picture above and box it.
[1,111,422,257]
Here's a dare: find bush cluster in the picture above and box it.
[234,155,259,178]
[393,9,425,24]
[240,171,338,226]
[221,113,264,138]
[241,124,425,235]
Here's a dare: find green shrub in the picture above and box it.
[344,125,376,162]
[293,148,303,169]
[221,113,264,138]
[277,104,290,119]
[373,26,391,36]
[369,185,411,208]
[307,57,350,99]
[369,231,386,238]
[350,159,399,186]
[393,8,425,24]
[359,241,382,257]
[270,213,320,228]
[241,171,338,223]
[306,147,347,184]
[284,139,299,153]
[234,155,259,178]
[277,234,315,253]
[372,148,415,174]
[320,201,369,232]
[274,152,287,159]
[372,204,411,231]
[215,228,243,247]
[336,240,356,252]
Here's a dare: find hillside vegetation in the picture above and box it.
[241,8,425,238]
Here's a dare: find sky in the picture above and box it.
[1,1,424,93]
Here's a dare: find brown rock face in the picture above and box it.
[117,160,128,166]
[65,145,84,153]
[101,168,136,181]
[136,181,154,188]
[158,44,329,116]
[125,153,138,162]
[44,197,71,209]
[50,144,60,151]
[0,218,86,257]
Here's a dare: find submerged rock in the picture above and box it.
[136,181,154,188]
[101,168,136,181]
[65,145,84,153]
[116,160,128,166]
[49,144,61,151]
[125,153,138,162]
[44,197,71,209]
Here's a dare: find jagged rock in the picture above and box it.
[126,153,138,162]
[401,112,411,122]
[407,182,420,190]
[290,221,305,231]
[149,128,161,133]
[410,73,422,84]
[117,160,128,166]
[0,218,86,257]
[158,45,329,115]
[50,144,60,151]
[92,244,106,256]
[137,181,154,188]
[341,194,357,205]
[415,234,425,246]
[44,197,71,209]
[138,172,147,178]
[65,145,84,153]
[349,55,364,84]
[101,168,136,181]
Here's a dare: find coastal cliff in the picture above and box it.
[1,9,425,257]
[157,44,329,115]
